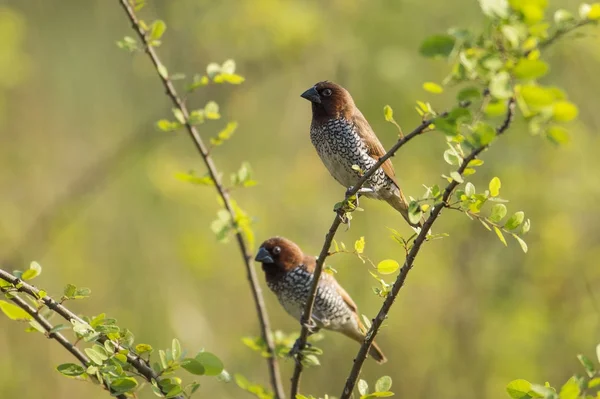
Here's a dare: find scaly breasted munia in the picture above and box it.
[301,81,421,228]
[255,236,387,363]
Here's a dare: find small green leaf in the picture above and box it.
[465,182,475,197]
[196,352,224,376]
[504,211,525,230]
[450,171,463,183]
[512,234,528,253]
[419,35,456,58]
[513,59,549,80]
[588,3,600,20]
[559,377,581,399]
[112,377,139,393]
[206,63,221,78]
[494,226,507,246]
[135,343,154,354]
[0,300,32,320]
[479,0,509,18]
[377,260,400,275]
[489,204,507,222]
[172,108,186,124]
[552,101,578,122]
[172,339,182,361]
[457,87,481,102]
[149,20,167,40]
[577,354,596,377]
[423,82,443,94]
[506,379,533,399]
[358,379,369,396]
[489,71,513,100]
[204,101,220,120]
[596,343,600,363]
[57,363,85,377]
[21,261,42,281]
[383,105,394,123]
[165,385,184,398]
[547,125,570,145]
[375,376,392,392]
[157,63,168,79]
[354,237,365,254]
[182,358,205,375]
[489,177,501,197]
[85,346,108,366]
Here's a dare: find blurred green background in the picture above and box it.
[1,0,599,398]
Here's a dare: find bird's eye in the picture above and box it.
[321,88,332,97]
[273,246,281,255]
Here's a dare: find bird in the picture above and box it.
[255,236,387,364]
[301,81,422,228]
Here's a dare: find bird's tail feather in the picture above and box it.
[386,192,423,228]
[341,320,388,364]
[369,341,387,364]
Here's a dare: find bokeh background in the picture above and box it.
[1,0,599,398]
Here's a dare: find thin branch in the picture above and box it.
[0,268,183,399]
[290,117,438,397]
[0,271,127,399]
[535,19,594,54]
[116,2,285,398]
[339,98,515,399]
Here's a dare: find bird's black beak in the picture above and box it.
[300,86,321,104]
[255,247,274,264]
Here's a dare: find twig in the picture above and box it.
[290,116,438,397]
[0,271,127,399]
[0,268,183,399]
[339,98,515,399]
[116,2,285,398]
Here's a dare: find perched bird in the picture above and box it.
[301,81,422,228]
[255,236,387,364]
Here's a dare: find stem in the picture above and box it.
[339,98,515,399]
[116,1,285,397]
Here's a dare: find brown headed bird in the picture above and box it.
[255,236,387,363]
[301,81,421,228]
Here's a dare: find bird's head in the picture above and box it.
[300,81,355,120]
[255,236,304,275]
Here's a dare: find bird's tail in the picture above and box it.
[341,319,388,364]
[386,191,426,229]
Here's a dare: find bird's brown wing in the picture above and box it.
[352,111,400,189]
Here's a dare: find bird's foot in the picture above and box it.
[288,339,312,361]
[345,186,374,198]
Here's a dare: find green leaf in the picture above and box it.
[521,219,531,234]
[489,177,501,197]
[149,20,167,40]
[204,101,220,120]
[21,261,42,281]
[377,260,400,275]
[513,59,549,79]
[504,211,525,230]
[0,300,32,320]
[512,234,528,253]
[490,72,513,100]
[182,358,205,375]
[64,284,77,298]
[358,379,369,396]
[172,339,182,360]
[457,87,481,102]
[490,204,508,222]
[175,171,214,186]
[210,121,238,146]
[85,346,108,366]
[166,385,184,398]
[596,343,600,363]
[520,85,557,107]
[156,119,181,132]
[479,0,510,18]
[552,101,578,122]
[135,343,154,354]
[494,226,507,246]
[506,379,533,399]
[465,182,475,197]
[112,377,139,393]
[221,59,236,74]
[157,63,168,79]
[206,63,221,78]
[354,237,365,254]
[217,73,245,84]
[56,363,85,377]
[450,171,464,183]
[588,3,600,20]
[547,126,570,145]
[375,376,392,392]
[383,105,394,122]
[419,35,456,58]
[559,377,581,399]
[196,352,224,376]
[423,82,443,94]
[577,354,596,377]
[554,9,574,23]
